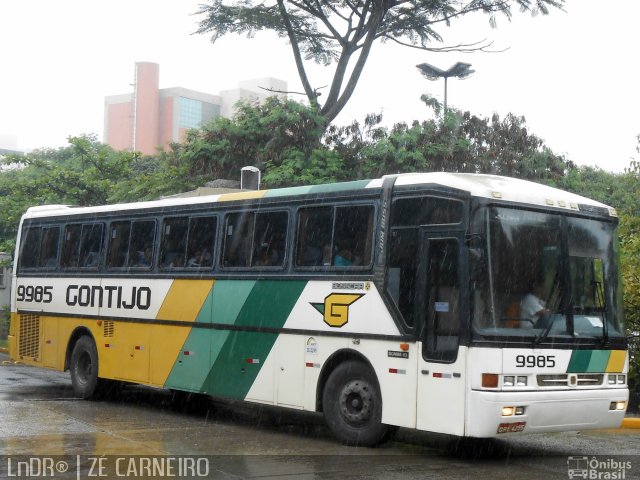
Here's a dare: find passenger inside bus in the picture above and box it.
[520,278,551,323]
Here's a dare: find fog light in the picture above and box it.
[517,376,528,387]
[610,401,627,411]
[617,375,626,385]
[515,406,525,416]
[608,375,617,385]
[482,373,499,388]
[502,406,515,416]
[503,376,515,387]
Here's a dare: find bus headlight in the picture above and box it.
[503,376,515,387]
[609,374,626,385]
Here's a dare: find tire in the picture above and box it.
[322,361,392,447]
[69,336,101,399]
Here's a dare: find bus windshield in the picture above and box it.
[472,206,624,343]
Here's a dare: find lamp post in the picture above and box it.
[416,62,474,114]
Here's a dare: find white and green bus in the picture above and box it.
[9,173,629,446]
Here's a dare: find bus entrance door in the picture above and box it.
[415,234,466,435]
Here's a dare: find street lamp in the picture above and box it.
[416,62,474,114]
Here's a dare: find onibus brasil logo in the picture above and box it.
[311,293,363,328]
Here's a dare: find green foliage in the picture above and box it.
[0,134,184,253]
[0,306,8,342]
[178,97,327,186]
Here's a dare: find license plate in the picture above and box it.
[497,422,526,434]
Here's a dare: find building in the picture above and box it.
[104,62,287,156]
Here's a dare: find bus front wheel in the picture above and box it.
[70,336,100,399]
[322,361,392,447]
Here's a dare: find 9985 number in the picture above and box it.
[515,354,556,368]
[16,285,53,303]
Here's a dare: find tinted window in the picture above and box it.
[107,220,155,269]
[107,222,131,269]
[160,216,217,269]
[61,223,103,269]
[186,216,216,268]
[18,226,60,270]
[296,205,374,268]
[160,217,188,268]
[252,211,288,267]
[128,221,156,268]
[223,212,254,267]
[222,210,288,268]
[392,197,463,226]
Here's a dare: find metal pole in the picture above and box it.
[443,76,448,115]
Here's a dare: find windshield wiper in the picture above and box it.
[533,316,554,346]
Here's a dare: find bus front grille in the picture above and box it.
[18,314,40,360]
[537,374,604,387]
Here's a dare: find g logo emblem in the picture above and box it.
[311,293,363,328]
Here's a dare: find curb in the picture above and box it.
[622,417,640,429]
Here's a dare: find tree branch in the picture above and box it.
[277,0,318,106]
[383,36,504,53]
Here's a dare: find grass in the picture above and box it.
[0,338,7,349]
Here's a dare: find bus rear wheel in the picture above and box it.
[70,336,101,399]
[322,361,392,447]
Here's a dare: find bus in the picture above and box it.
[8,173,629,446]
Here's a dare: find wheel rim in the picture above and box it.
[76,350,92,386]
[338,379,373,426]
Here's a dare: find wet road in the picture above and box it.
[1,353,639,479]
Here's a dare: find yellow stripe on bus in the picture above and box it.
[605,350,627,373]
[218,191,267,202]
[156,279,214,322]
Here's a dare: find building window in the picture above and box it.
[178,97,203,129]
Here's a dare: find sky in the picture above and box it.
[1,0,638,172]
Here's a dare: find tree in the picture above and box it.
[0,135,174,253]
[196,0,563,125]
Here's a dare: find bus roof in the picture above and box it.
[21,173,614,220]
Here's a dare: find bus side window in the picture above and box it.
[39,227,60,269]
[160,217,188,268]
[61,224,82,268]
[186,216,217,268]
[19,226,43,269]
[127,221,156,268]
[252,211,288,268]
[223,212,254,267]
[296,207,332,267]
[107,221,131,269]
[295,205,374,268]
[79,224,103,268]
[333,205,373,267]
[387,229,419,327]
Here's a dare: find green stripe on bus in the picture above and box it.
[165,283,217,390]
[306,180,372,194]
[212,280,256,325]
[264,186,314,197]
[201,280,307,399]
[586,350,610,373]
[264,179,372,198]
[233,280,307,328]
[567,350,592,373]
